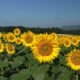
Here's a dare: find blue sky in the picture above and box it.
[0,0,80,27]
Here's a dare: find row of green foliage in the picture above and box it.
[0,44,79,80]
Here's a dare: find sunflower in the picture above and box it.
[21,31,35,47]
[0,32,2,38]
[0,43,4,53]
[0,39,2,43]
[7,32,16,43]
[58,35,66,45]
[15,37,22,44]
[49,32,58,41]
[31,34,60,63]
[14,28,21,35]
[2,33,7,40]
[6,44,15,55]
[71,36,79,46]
[63,38,71,47]
[66,49,80,70]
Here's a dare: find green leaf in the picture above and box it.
[52,65,66,73]
[57,67,74,80]
[0,59,9,68]
[31,64,49,80]
[57,73,70,80]
[10,69,30,80]
[16,47,26,55]
[44,74,55,80]
[16,45,24,50]
[52,64,61,74]
[11,56,25,68]
[0,76,7,80]
[61,46,68,52]
[59,55,66,65]
[25,53,38,66]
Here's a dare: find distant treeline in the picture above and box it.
[0,26,80,35]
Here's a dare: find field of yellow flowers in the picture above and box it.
[0,28,80,80]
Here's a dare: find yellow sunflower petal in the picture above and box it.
[0,43,4,53]
[0,32,2,38]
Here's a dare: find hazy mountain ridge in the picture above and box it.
[62,25,80,30]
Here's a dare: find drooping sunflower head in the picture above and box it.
[66,49,80,70]
[6,44,15,55]
[7,32,16,43]
[15,37,22,44]
[0,43,4,53]
[14,28,21,36]
[31,34,60,63]
[63,38,71,47]
[21,31,35,47]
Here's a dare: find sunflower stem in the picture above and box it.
[76,72,78,80]
[1,68,4,76]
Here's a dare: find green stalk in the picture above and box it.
[1,68,4,76]
[76,72,78,80]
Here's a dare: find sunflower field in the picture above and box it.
[0,28,80,80]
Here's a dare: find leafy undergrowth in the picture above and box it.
[0,45,78,80]
[0,28,80,80]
